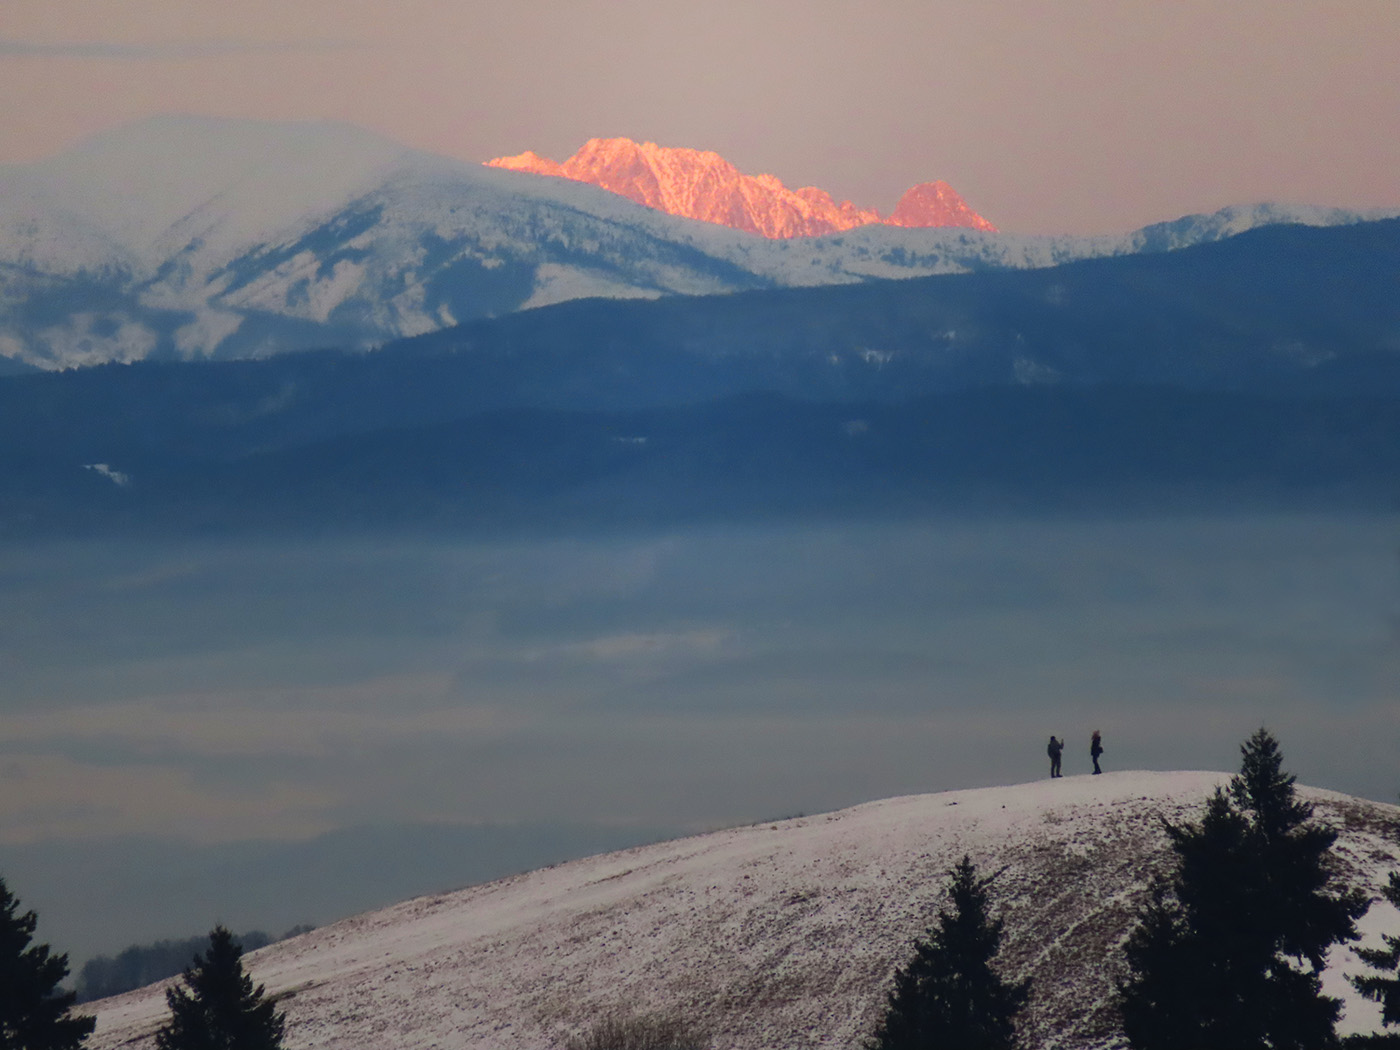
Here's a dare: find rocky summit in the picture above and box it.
[487,136,997,237]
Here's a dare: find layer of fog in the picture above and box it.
[1,511,1395,964]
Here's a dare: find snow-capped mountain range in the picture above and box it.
[83,772,1400,1050]
[1,115,1393,370]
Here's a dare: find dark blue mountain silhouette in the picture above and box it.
[3,218,1397,535]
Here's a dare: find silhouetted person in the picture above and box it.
[1047,736,1063,778]
[1091,730,1104,775]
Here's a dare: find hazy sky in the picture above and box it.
[1,0,1397,233]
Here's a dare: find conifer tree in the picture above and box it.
[154,926,285,1050]
[1350,869,1400,1036]
[867,854,1030,1050]
[1118,728,1369,1050]
[0,875,95,1050]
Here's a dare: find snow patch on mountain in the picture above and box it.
[82,771,1400,1050]
[12,115,416,266]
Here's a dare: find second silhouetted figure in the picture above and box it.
[1091,730,1104,774]
[1047,736,1063,778]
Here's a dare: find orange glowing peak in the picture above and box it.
[485,138,996,238]
[888,181,997,232]
[488,149,565,178]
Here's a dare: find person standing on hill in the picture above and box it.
[1047,736,1063,778]
[1091,730,1104,774]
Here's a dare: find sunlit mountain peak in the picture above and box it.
[486,137,996,237]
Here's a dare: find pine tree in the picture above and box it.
[153,926,285,1050]
[1120,789,1271,1049]
[1350,870,1400,1035]
[867,854,1030,1050]
[0,875,95,1050]
[1118,728,1370,1050]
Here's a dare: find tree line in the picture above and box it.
[2,728,1398,1050]
[74,926,312,1004]
[0,904,287,1050]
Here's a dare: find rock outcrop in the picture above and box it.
[487,137,996,237]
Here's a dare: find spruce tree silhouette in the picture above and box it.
[1119,728,1369,1050]
[1351,869,1400,1040]
[0,875,95,1050]
[867,854,1029,1050]
[154,926,285,1050]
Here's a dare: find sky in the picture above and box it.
[1,0,1398,234]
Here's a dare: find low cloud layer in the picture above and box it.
[2,513,1395,846]
[1,511,1395,961]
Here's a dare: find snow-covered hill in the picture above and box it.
[2,117,1395,369]
[83,772,1400,1050]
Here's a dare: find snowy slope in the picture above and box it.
[1,117,1395,369]
[83,772,1400,1050]
[10,115,417,265]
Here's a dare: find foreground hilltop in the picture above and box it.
[85,772,1400,1050]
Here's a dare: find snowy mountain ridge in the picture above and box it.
[486,136,998,237]
[83,771,1400,1050]
[2,116,1396,369]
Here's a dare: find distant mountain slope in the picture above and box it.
[486,136,997,236]
[0,117,774,368]
[392,216,1400,401]
[83,773,1400,1050]
[2,217,1399,536]
[0,117,1393,369]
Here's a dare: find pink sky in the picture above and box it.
[1,0,1397,235]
